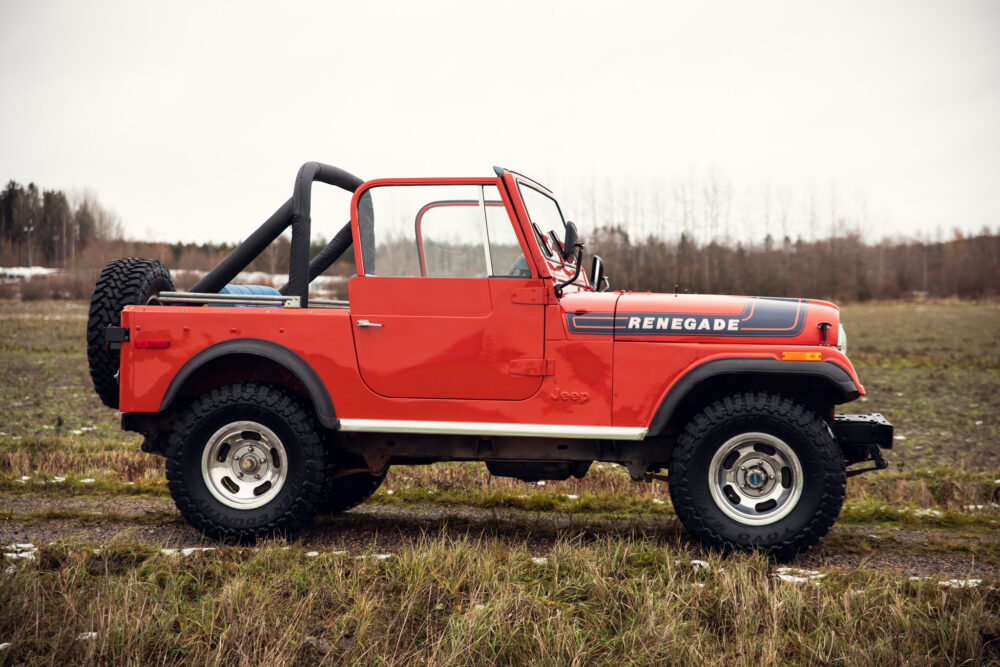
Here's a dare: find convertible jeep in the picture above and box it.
[86,162,892,557]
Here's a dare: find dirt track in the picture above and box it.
[2,494,996,579]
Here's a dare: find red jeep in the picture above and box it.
[86,163,892,557]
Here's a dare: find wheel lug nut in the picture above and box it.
[254,474,261,480]
[237,472,244,479]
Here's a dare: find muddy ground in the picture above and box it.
[3,494,996,580]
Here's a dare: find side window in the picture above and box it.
[357,184,528,278]
[484,185,528,277]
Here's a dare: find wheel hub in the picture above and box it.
[201,421,287,510]
[707,432,804,526]
[737,459,777,496]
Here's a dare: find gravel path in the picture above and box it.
[1,494,996,579]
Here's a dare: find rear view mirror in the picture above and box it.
[562,221,579,260]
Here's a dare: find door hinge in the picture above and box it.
[510,358,555,376]
[104,325,129,352]
[511,287,555,305]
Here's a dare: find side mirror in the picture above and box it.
[591,254,608,291]
[562,221,580,260]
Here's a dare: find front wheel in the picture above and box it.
[668,392,845,559]
[165,383,326,541]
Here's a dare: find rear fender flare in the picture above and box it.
[158,338,338,429]
[647,357,859,436]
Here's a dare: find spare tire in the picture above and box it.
[86,258,174,409]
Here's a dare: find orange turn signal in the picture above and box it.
[781,351,822,361]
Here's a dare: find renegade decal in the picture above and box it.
[566,297,807,337]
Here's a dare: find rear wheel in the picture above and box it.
[165,383,326,541]
[668,392,845,559]
[86,257,174,408]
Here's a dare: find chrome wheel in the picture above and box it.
[707,432,804,526]
[201,421,288,510]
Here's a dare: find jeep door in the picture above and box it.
[348,181,545,400]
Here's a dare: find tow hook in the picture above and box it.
[846,445,889,478]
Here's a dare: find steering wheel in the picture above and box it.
[507,255,531,277]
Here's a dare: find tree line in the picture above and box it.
[1,179,997,302]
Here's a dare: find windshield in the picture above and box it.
[517,183,570,262]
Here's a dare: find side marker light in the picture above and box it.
[781,351,821,361]
[134,339,171,349]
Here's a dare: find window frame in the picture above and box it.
[351,178,536,280]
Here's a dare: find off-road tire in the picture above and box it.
[321,471,384,514]
[165,383,326,541]
[668,392,845,559]
[86,257,174,408]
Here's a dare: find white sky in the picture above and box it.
[1,0,998,244]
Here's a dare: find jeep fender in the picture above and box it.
[158,338,338,429]
[647,357,860,436]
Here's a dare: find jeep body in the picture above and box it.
[91,163,892,555]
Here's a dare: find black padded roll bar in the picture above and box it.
[297,220,353,285]
[188,162,363,308]
[284,163,364,306]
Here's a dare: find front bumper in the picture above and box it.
[829,413,894,475]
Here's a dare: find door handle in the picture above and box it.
[356,319,383,328]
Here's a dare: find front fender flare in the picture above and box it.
[647,357,860,436]
[158,338,338,429]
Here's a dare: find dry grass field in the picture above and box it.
[1,299,999,664]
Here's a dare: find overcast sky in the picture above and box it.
[1,0,998,244]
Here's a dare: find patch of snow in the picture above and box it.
[911,508,943,518]
[3,544,37,561]
[332,550,347,556]
[860,397,868,402]
[80,478,95,484]
[77,632,97,641]
[652,498,665,505]
[181,548,214,556]
[690,560,710,570]
[121,482,135,486]
[386,489,394,495]
[530,557,548,565]
[305,551,320,557]
[80,426,96,431]
[938,578,981,589]
[355,553,392,561]
[566,494,579,500]
[694,583,705,588]
[0,266,62,279]
[975,420,983,426]
[160,547,214,557]
[473,604,486,610]
[893,435,906,441]
[536,481,546,486]
[774,567,825,584]
[52,476,65,483]
[895,392,903,397]
[70,430,83,435]
[966,505,985,512]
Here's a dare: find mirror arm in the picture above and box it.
[553,244,584,298]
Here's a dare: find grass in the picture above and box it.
[1,300,999,662]
[1,538,998,665]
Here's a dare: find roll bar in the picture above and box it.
[190,162,363,308]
